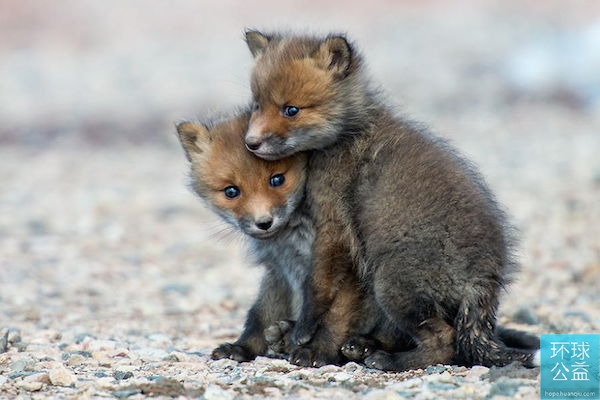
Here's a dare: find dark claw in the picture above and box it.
[364,350,394,370]
[341,335,378,361]
[211,343,254,362]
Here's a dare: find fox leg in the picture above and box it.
[341,318,416,362]
[212,270,290,362]
[289,275,363,367]
[364,317,456,371]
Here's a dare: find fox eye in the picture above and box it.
[282,105,299,117]
[252,102,260,111]
[269,174,285,187]
[223,186,241,199]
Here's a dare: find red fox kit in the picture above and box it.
[177,110,402,365]
[176,110,315,361]
[242,31,540,370]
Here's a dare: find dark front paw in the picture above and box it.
[211,343,255,362]
[291,318,319,346]
[264,320,294,354]
[341,335,378,361]
[289,345,340,368]
[364,350,396,371]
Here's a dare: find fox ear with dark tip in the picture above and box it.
[245,30,270,58]
[314,36,353,77]
[176,121,211,162]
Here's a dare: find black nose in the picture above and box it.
[245,137,262,151]
[255,218,273,231]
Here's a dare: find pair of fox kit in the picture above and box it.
[177,31,540,371]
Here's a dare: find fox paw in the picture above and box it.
[341,335,377,361]
[211,343,254,362]
[289,345,340,368]
[364,350,396,371]
[264,320,294,354]
[291,318,319,346]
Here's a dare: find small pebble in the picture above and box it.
[332,372,352,382]
[0,329,8,353]
[86,339,117,352]
[23,372,50,385]
[9,357,36,372]
[364,389,405,400]
[112,388,142,398]
[204,384,235,400]
[67,354,86,366]
[487,377,523,398]
[113,370,134,381]
[49,365,76,387]
[74,333,96,344]
[342,362,363,373]
[210,358,238,369]
[17,380,43,392]
[135,347,169,361]
[465,365,490,382]
[8,328,22,344]
[513,307,540,325]
[425,365,449,374]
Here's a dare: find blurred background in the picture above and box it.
[1,0,599,349]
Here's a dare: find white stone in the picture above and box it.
[204,385,235,400]
[18,380,43,392]
[49,366,76,387]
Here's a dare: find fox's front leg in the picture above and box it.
[291,231,353,345]
[212,270,290,362]
[289,240,359,366]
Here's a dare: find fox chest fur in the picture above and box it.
[249,203,314,320]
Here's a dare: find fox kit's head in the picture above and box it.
[244,30,369,160]
[176,112,307,239]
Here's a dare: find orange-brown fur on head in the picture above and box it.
[244,31,373,160]
[176,111,307,239]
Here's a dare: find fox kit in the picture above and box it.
[243,31,540,370]
[176,110,314,361]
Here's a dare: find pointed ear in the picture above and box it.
[176,121,210,162]
[245,29,270,58]
[314,36,353,77]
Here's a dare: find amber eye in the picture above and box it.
[269,174,285,187]
[282,106,299,117]
[223,186,240,199]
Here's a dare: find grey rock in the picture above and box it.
[62,350,93,360]
[9,357,36,372]
[425,365,451,374]
[204,384,235,400]
[74,333,96,344]
[112,388,142,398]
[486,361,539,381]
[513,307,540,325]
[487,377,524,398]
[0,329,8,353]
[113,370,134,381]
[8,371,37,379]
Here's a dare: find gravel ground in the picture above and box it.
[1,1,600,399]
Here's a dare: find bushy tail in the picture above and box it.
[455,298,539,368]
[497,326,540,350]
